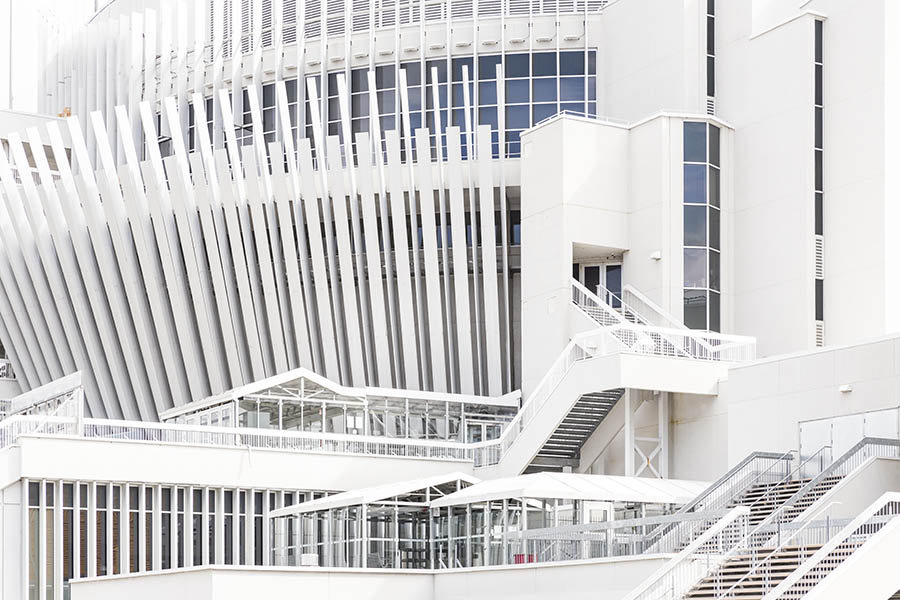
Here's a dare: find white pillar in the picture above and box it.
[659,392,670,478]
[624,389,635,476]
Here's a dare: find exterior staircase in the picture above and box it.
[684,545,823,599]
[728,475,845,527]
[527,389,624,472]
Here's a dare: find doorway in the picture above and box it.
[576,263,623,308]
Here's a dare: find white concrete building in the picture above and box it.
[0,0,900,599]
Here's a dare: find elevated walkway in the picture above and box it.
[0,280,754,483]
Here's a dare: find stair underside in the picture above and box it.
[529,389,625,471]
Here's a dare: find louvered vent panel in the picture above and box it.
[706,96,715,115]
[261,0,274,47]
[240,0,253,53]
[305,0,322,38]
[815,234,824,279]
[283,0,298,44]
[223,0,234,58]
[815,320,825,347]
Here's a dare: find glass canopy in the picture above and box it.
[160,368,520,444]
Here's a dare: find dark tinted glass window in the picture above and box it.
[375,65,396,88]
[684,248,707,288]
[708,166,720,207]
[709,125,720,166]
[452,57,474,81]
[683,121,707,162]
[560,77,585,101]
[707,56,715,96]
[815,64,823,105]
[707,15,715,55]
[506,80,529,104]
[506,106,529,130]
[427,60,449,84]
[533,103,557,123]
[815,149,823,190]
[478,55,501,80]
[684,290,708,329]
[684,206,707,246]
[709,250,720,291]
[709,207,720,250]
[815,192,823,235]
[479,106,498,128]
[815,106,823,149]
[560,51,585,75]
[815,279,824,320]
[399,64,419,86]
[709,291,721,332]
[815,20,823,63]
[583,265,600,292]
[532,78,556,103]
[684,165,707,204]
[532,52,557,76]
[505,53,529,78]
[479,81,498,105]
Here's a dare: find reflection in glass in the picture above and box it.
[684,206,707,247]
[708,166,720,207]
[683,165,707,204]
[684,290,708,330]
[683,121,707,162]
[684,248,707,288]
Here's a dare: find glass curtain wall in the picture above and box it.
[683,120,721,331]
[23,479,318,600]
[178,50,596,161]
[170,395,514,443]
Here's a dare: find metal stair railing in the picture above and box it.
[621,507,752,600]
[627,445,838,600]
[573,279,691,359]
[681,451,797,515]
[572,279,756,362]
[643,450,795,553]
[742,446,833,520]
[622,284,730,360]
[572,278,630,326]
[778,437,900,518]
[515,509,731,565]
[710,501,846,599]
[469,328,621,468]
[766,492,900,599]
[621,284,689,331]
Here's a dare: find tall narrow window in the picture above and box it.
[28,481,39,600]
[814,19,825,345]
[683,121,722,331]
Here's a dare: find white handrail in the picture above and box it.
[571,279,756,362]
[621,506,751,600]
[719,500,843,599]
[766,492,900,599]
[470,327,618,467]
[622,284,689,331]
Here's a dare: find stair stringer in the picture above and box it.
[788,518,900,600]
[794,456,900,523]
[575,391,648,475]
[477,354,626,480]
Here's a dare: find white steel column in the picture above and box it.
[624,389,634,477]
[355,132,394,387]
